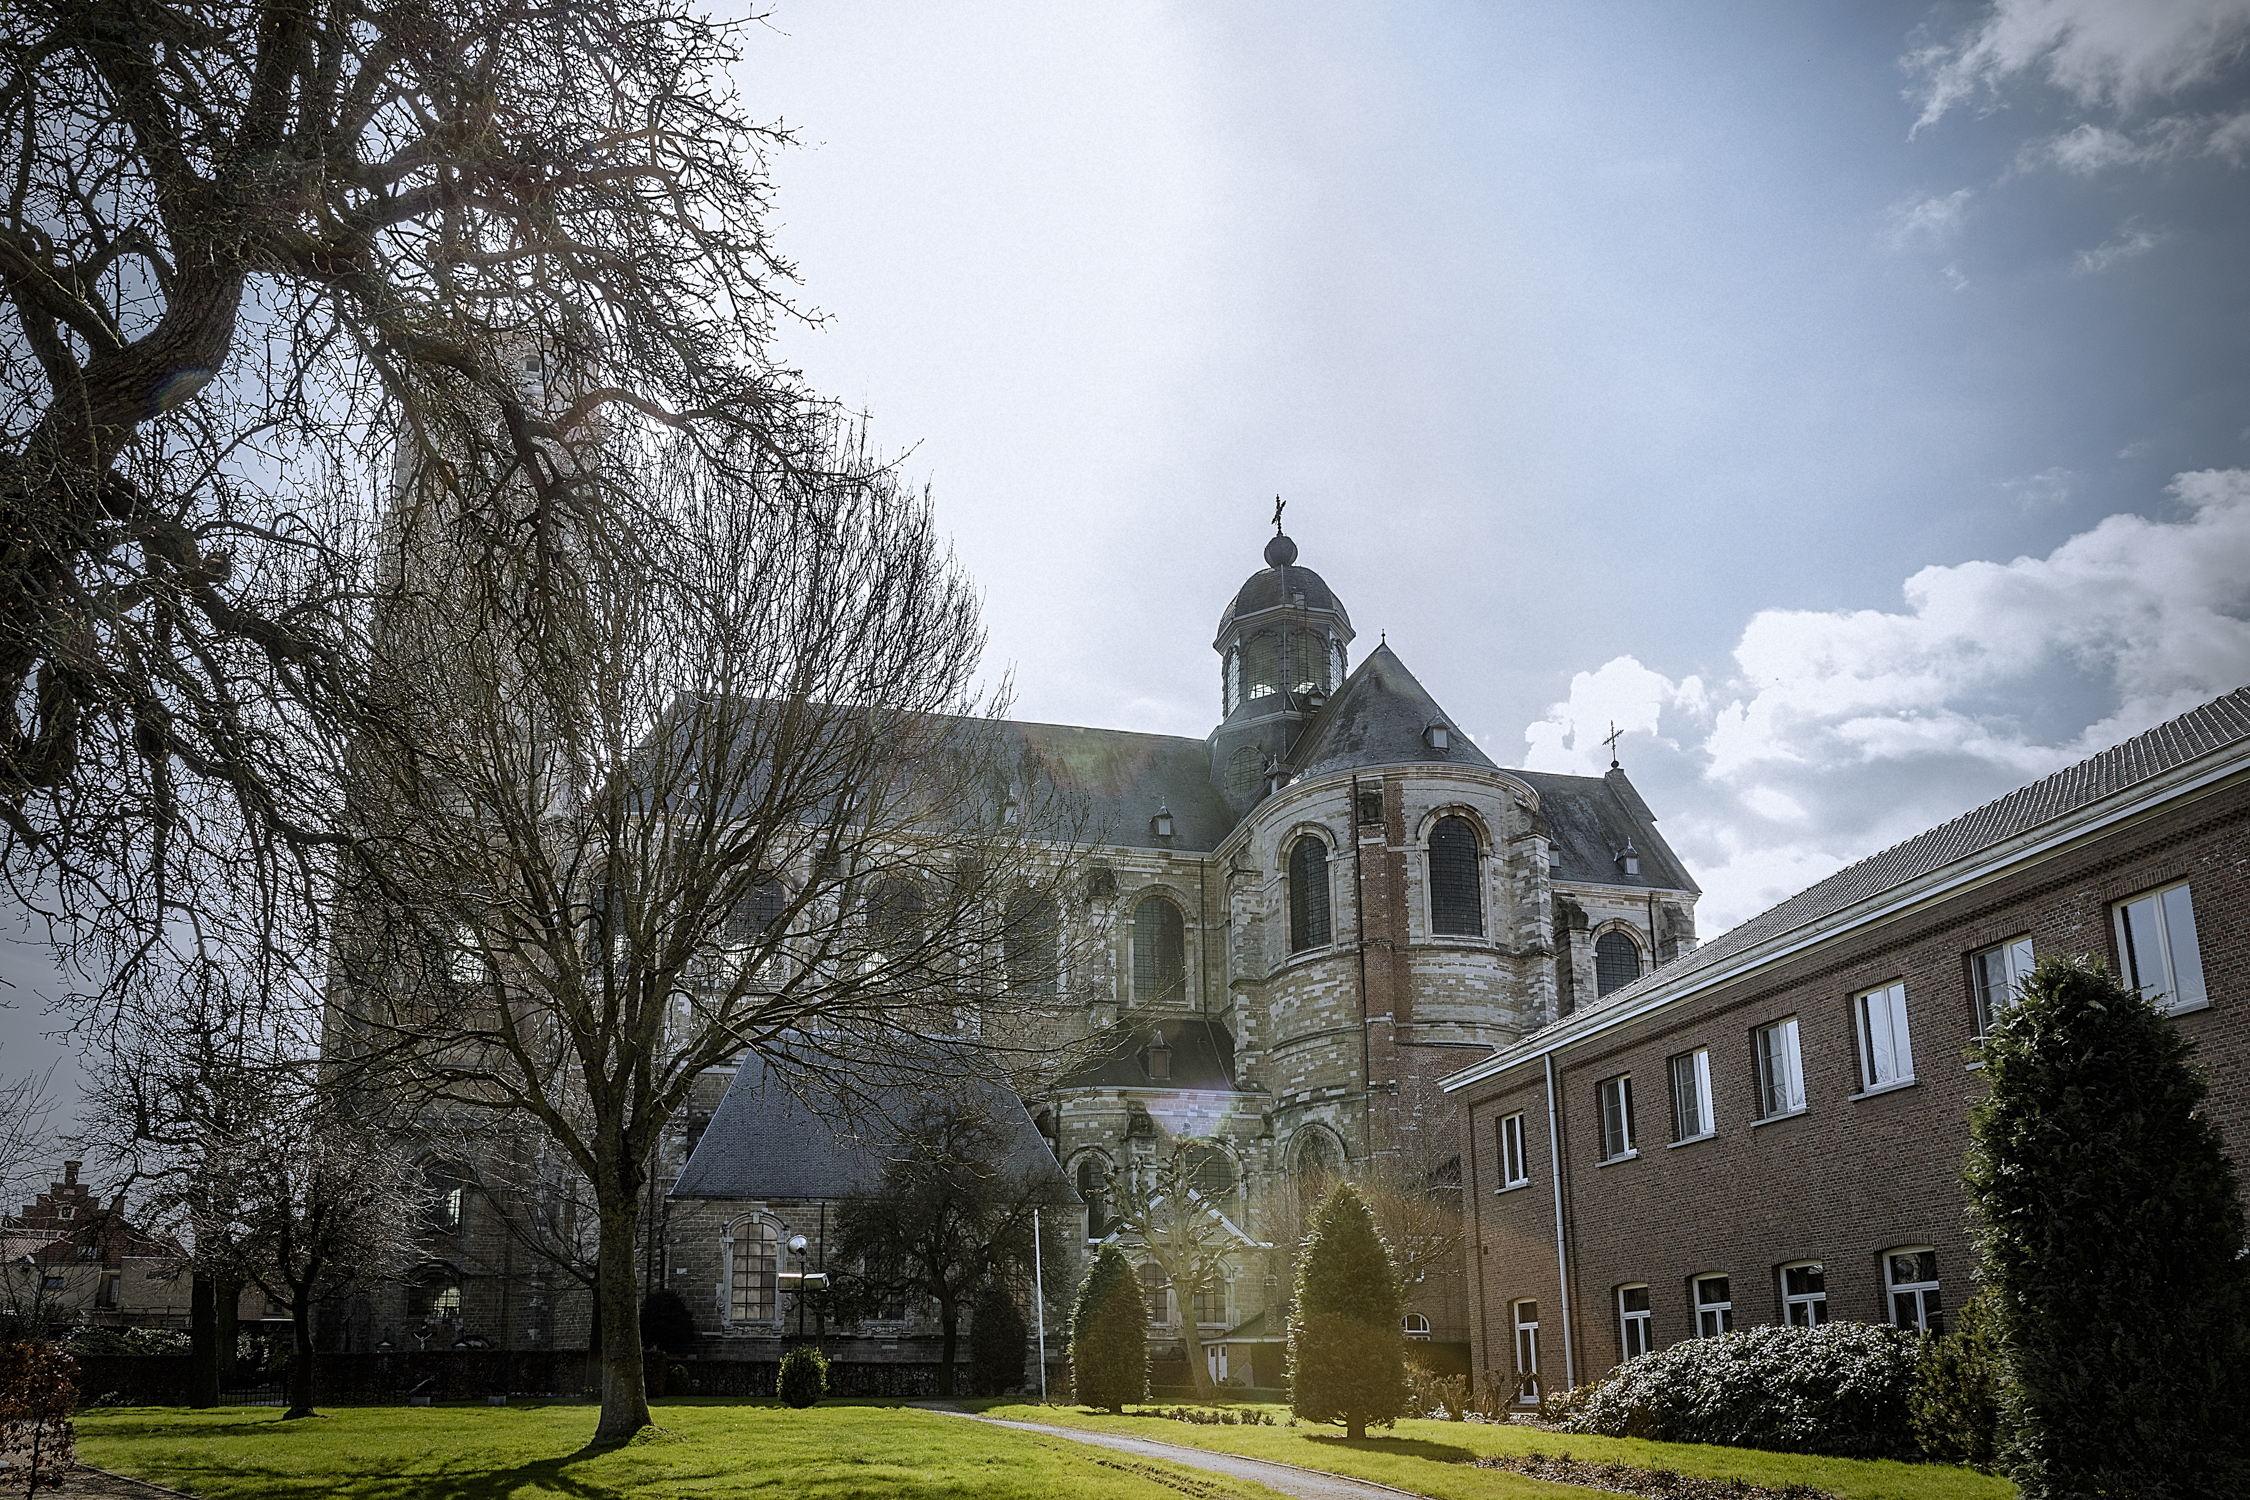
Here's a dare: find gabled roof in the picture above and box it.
[1003,720,1236,852]
[1055,1014,1239,1093]
[673,1046,1071,1202]
[1517,766,1698,895]
[1449,685,2250,1083]
[1285,645,1497,782]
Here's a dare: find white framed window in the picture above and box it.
[1885,1248,1943,1333]
[1619,1284,1652,1359]
[1755,1018,1805,1118]
[1971,936,2034,1035]
[1498,1112,1529,1188]
[1598,1075,1636,1161]
[1512,1300,1540,1401]
[1693,1274,1733,1338]
[727,1220,778,1323]
[1670,1048,1713,1141]
[1856,982,1914,1090]
[1402,1312,1431,1339]
[1781,1261,1828,1326]
[2114,883,2208,1015]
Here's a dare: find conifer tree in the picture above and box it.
[1288,1181,1407,1439]
[1069,1245,1147,1413]
[1965,954,2250,1496]
[970,1280,1029,1396]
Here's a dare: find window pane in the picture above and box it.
[1622,1286,1650,1313]
[1595,932,1642,995]
[2119,896,2161,994]
[1893,1292,1918,1327]
[1289,838,1332,953]
[2162,885,2206,1009]
[1430,818,1484,936]
[1671,1053,1702,1139]
[1696,1277,1729,1306]
[1133,896,1185,1004]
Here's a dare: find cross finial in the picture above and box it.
[1604,720,1623,769]
[1272,495,1286,535]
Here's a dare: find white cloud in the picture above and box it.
[2016,110,2250,173]
[1941,262,1971,291]
[1887,188,1975,250]
[2209,106,2250,160]
[2075,218,2167,272]
[1523,469,2250,932]
[2002,466,2075,508]
[1910,0,2250,132]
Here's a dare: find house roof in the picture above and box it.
[1518,766,1698,895]
[672,1045,1073,1203]
[1448,685,2250,1088]
[1284,645,1498,782]
[1054,1014,1240,1093]
[1004,719,1236,852]
[1215,533,1353,641]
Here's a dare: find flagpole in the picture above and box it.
[1033,1209,1048,1401]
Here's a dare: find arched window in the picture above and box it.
[423,1162,468,1235]
[1242,633,1280,701]
[1224,648,1242,715]
[1180,1142,1235,1208]
[1595,931,1642,996]
[414,1268,463,1322]
[1288,836,1332,953]
[1133,895,1185,1005]
[1429,817,1483,936]
[724,875,788,949]
[728,1220,777,1323]
[1330,638,1347,689]
[1139,1263,1171,1326]
[1005,890,1059,996]
[1077,1155,1113,1238]
[865,880,924,954]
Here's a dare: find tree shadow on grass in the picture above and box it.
[1301,1434,1478,1464]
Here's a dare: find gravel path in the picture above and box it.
[64,1466,198,1498]
[951,1412,1430,1500]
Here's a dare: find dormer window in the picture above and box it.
[1617,840,1640,877]
[1151,805,1174,839]
[1424,722,1450,751]
[1146,1027,1172,1081]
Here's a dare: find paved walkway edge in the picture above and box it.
[946,1410,1432,1500]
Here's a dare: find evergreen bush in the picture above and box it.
[1908,1290,2004,1470]
[1554,1322,1921,1459]
[639,1288,700,1359]
[1068,1244,1146,1413]
[1965,954,2250,1496]
[969,1280,1028,1396]
[776,1345,828,1409]
[1287,1181,1406,1439]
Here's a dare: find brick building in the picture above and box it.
[1,1161,198,1332]
[1443,688,2250,1403]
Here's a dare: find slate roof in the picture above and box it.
[1004,719,1236,852]
[1055,1014,1240,1093]
[672,1046,1071,1202]
[1518,767,1698,895]
[1285,645,1499,782]
[1572,686,2250,1023]
[1216,560,1351,639]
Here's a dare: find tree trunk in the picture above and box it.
[593,1205,650,1441]
[284,1289,317,1419]
[188,1275,219,1409]
[938,1298,958,1399]
[216,1277,241,1388]
[1183,1318,1213,1399]
[1347,1415,1366,1440]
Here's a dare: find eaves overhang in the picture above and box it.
[1441,735,2250,1097]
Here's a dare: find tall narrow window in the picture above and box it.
[1856,982,1915,1090]
[1194,1282,1226,1326]
[1225,647,1241,714]
[1598,1075,1636,1161]
[1670,1048,1714,1141]
[1619,1285,1653,1359]
[1499,1113,1529,1187]
[1182,1143,1235,1210]
[1971,936,2034,1035]
[1077,1156,1112,1239]
[1132,895,1186,1005]
[1886,1249,1943,1333]
[1693,1275,1733,1338]
[1242,633,1280,701]
[729,1221,777,1323]
[1756,1017,1806,1118]
[2114,883,2208,1014]
[1512,1301,1540,1401]
[726,875,788,949]
[1594,932,1642,996]
[1288,836,1332,953]
[1005,890,1059,996]
[1140,1263,1171,1326]
[1782,1262,1829,1326]
[1429,817,1483,936]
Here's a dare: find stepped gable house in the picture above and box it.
[1444,687,2250,1404]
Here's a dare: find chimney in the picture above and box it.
[63,1161,80,1186]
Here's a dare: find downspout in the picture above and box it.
[1544,1052,1575,1391]
[1647,891,1659,971]
[1351,774,1373,1162]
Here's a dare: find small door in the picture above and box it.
[1206,1344,1229,1384]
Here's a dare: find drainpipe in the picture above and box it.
[1647,891,1659,970]
[1544,1051,1575,1390]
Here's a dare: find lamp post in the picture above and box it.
[776,1234,827,1340]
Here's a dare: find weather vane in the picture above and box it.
[1604,720,1624,769]
[1272,495,1286,535]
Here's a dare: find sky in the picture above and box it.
[8,0,2250,1129]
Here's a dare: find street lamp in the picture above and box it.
[776,1233,827,1339]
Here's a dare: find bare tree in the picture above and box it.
[828,1094,1072,1399]
[1,0,803,990]
[1108,1146,1266,1400]
[328,421,1093,1439]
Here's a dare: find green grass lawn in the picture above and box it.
[75,1399,1300,1500]
[973,1401,2021,1500]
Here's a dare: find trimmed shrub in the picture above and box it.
[639,1289,700,1359]
[1287,1181,1407,1439]
[776,1346,828,1409]
[1554,1322,1921,1459]
[968,1281,1028,1396]
[1966,954,2250,1496]
[0,1340,77,1490]
[1909,1290,2005,1470]
[1068,1245,1146,1413]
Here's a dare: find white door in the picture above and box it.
[1206,1344,1228,1384]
